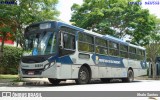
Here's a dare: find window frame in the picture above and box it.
[108,41,119,57]
[119,44,128,58]
[78,32,95,53]
[95,37,108,55]
[128,46,136,59]
[136,49,145,60]
[58,26,76,57]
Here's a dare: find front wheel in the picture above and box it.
[122,70,134,82]
[48,78,61,85]
[75,67,90,84]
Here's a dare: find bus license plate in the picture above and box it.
[28,71,34,75]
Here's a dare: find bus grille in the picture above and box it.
[22,69,43,75]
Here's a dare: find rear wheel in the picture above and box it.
[75,67,90,84]
[48,78,60,85]
[101,78,110,83]
[122,70,134,82]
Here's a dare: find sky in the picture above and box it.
[56,0,160,24]
[56,0,83,24]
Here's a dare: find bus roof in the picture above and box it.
[27,21,145,50]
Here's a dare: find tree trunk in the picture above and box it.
[0,34,5,73]
[0,32,6,53]
[152,61,157,79]
[0,46,2,57]
[16,39,19,47]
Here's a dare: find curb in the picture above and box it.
[0,83,10,86]
[0,81,50,86]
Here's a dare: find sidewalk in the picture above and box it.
[0,79,14,86]
[135,76,160,80]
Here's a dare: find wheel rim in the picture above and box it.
[128,71,133,82]
[80,70,87,81]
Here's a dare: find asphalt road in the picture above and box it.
[0,79,160,91]
[0,79,160,100]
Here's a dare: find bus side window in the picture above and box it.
[63,33,75,50]
[59,27,76,57]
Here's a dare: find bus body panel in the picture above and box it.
[60,64,72,79]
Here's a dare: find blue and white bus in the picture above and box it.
[19,21,147,85]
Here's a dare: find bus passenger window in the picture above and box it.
[59,28,76,57]
[63,33,75,50]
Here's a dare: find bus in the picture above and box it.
[19,21,147,85]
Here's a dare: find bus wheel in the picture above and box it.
[75,67,90,84]
[122,70,134,82]
[48,78,60,85]
[101,78,110,83]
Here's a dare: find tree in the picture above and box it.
[145,18,160,79]
[14,0,60,47]
[70,0,155,46]
[0,0,60,51]
[0,8,16,52]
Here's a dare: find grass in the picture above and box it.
[0,74,25,82]
[12,78,25,82]
[0,74,18,79]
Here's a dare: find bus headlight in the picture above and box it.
[44,63,50,69]
[50,61,55,66]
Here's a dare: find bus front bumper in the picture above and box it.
[19,62,59,79]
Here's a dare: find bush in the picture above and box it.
[0,46,23,74]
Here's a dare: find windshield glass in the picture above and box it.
[24,31,56,56]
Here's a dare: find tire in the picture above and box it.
[122,70,134,82]
[101,78,110,83]
[48,78,60,85]
[75,67,90,84]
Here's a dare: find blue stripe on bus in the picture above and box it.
[92,54,125,67]
[48,55,73,64]
[56,56,73,64]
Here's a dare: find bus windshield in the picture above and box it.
[24,31,56,56]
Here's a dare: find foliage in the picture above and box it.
[146,18,160,61]
[0,11,16,52]
[145,18,160,78]
[12,78,25,82]
[70,0,155,45]
[0,74,18,79]
[0,46,23,74]
[0,0,60,49]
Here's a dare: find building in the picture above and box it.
[0,32,16,46]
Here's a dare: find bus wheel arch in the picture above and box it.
[128,67,133,73]
[128,67,134,78]
[75,63,92,84]
[82,63,92,79]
